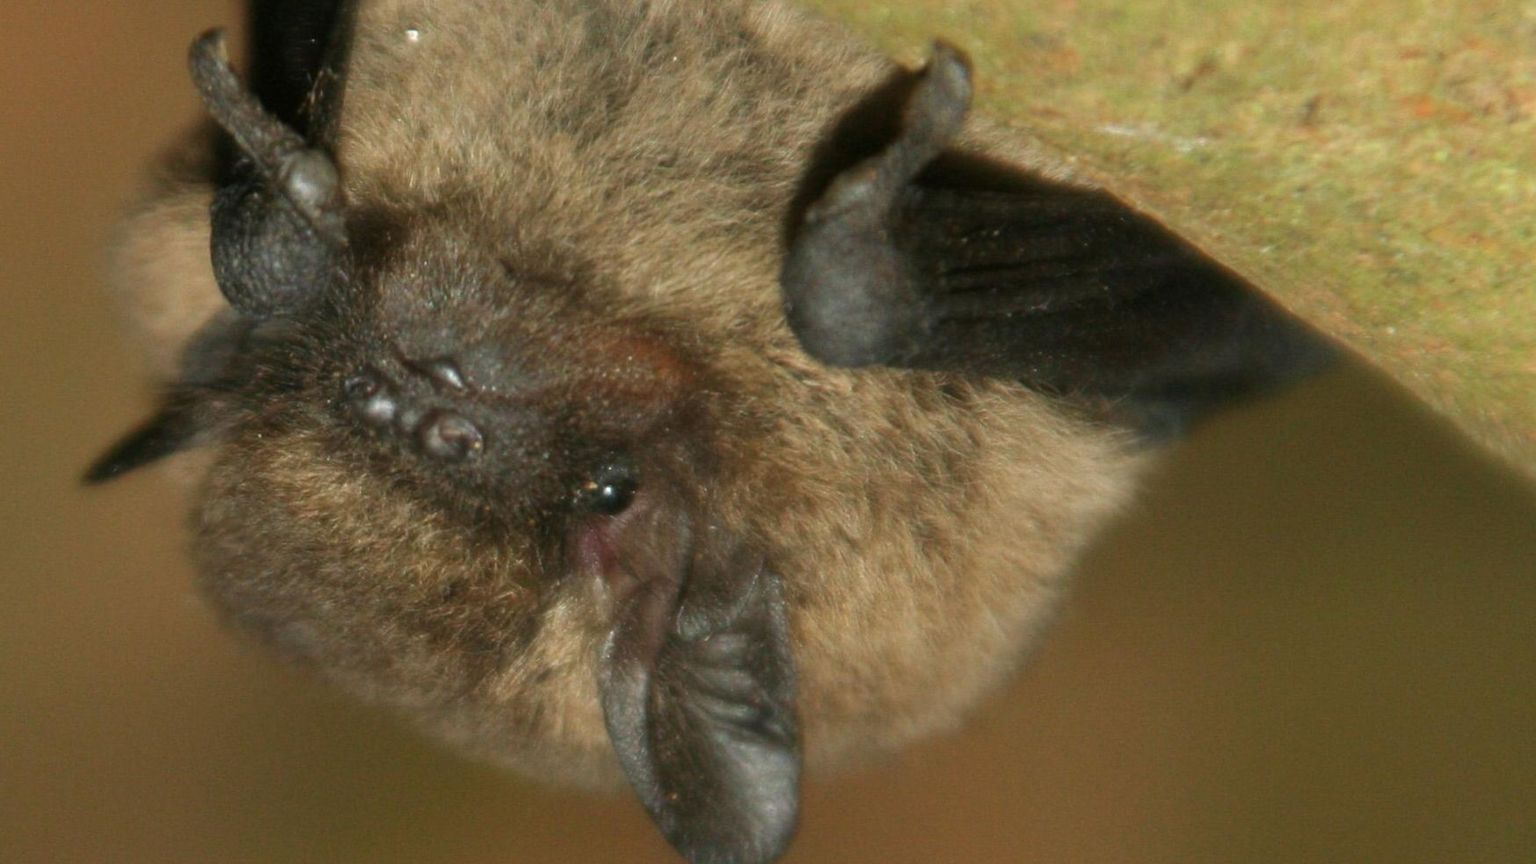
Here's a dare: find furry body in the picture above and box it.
[87,2,1278,861]
[112,0,1142,785]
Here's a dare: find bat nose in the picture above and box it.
[418,410,485,461]
[342,359,487,463]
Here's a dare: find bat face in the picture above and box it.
[92,1,1330,861]
[187,198,1123,737]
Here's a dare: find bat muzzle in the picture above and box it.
[342,357,490,464]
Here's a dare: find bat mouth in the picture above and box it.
[568,485,651,613]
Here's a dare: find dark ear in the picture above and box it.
[190,1,358,319]
[84,314,256,484]
[598,496,799,864]
[782,44,1335,439]
[83,400,205,485]
[90,6,362,481]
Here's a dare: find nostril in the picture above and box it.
[419,357,467,391]
[345,363,485,461]
[398,352,469,391]
[419,411,485,462]
[345,370,398,427]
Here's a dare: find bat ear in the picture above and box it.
[598,504,799,864]
[782,43,1335,438]
[189,29,349,320]
[84,313,256,485]
[83,399,206,484]
[780,42,972,368]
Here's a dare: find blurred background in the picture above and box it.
[3,3,1532,862]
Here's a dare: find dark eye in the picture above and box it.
[575,461,638,516]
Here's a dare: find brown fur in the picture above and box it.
[112,0,1148,788]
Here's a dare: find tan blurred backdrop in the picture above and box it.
[3,3,1533,863]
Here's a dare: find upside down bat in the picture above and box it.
[89,1,1332,862]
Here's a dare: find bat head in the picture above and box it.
[90,15,1144,864]
[193,211,796,862]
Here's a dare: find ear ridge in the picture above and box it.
[241,0,360,139]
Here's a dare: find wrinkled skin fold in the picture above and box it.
[600,501,799,864]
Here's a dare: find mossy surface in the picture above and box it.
[805,0,1535,478]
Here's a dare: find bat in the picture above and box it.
[87,1,1333,862]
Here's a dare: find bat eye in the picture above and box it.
[576,461,638,516]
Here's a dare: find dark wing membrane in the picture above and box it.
[245,0,357,143]
[894,179,1335,436]
[782,45,1335,440]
